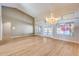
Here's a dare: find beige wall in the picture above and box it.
[2,6,34,39]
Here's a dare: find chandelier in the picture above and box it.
[45,13,58,24]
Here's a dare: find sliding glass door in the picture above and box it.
[43,25,53,36]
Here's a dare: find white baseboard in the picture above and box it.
[51,36,79,44]
[11,34,34,39]
[36,34,79,44]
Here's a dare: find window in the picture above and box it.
[43,26,53,36]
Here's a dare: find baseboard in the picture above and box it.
[36,34,79,44]
[51,36,79,44]
[11,34,34,39]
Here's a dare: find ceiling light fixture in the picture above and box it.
[45,13,58,24]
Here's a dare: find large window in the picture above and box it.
[43,26,53,36]
[56,23,74,36]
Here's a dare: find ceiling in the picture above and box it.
[1,3,79,19]
[20,3,79,18]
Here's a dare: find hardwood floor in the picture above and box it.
[0,36,79,56]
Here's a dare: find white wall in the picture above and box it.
[2,6,34,38]
[0,6,2,40]
[11,20,33,37]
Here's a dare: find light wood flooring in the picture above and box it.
[0,36,79,56]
